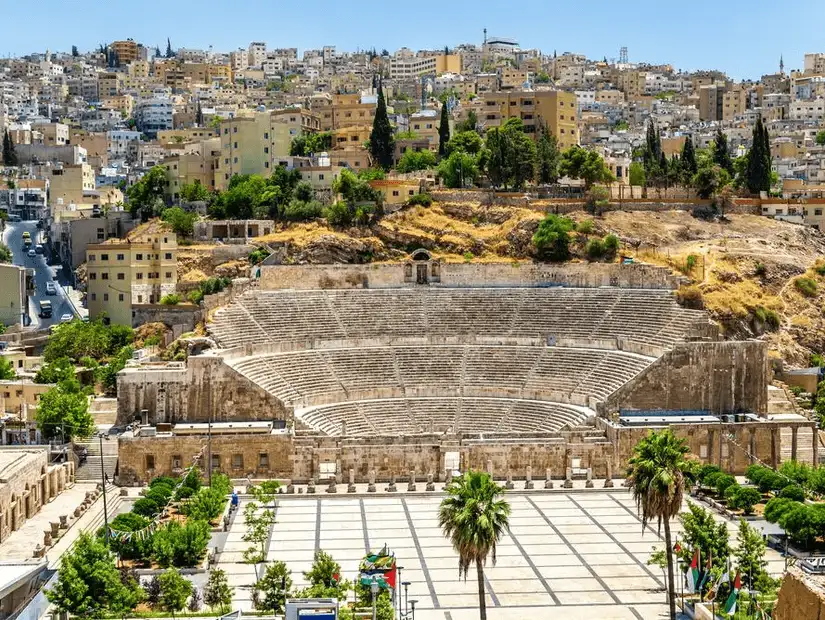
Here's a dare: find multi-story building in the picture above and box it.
[86,230,178,326]
[51,211,136,272]
[790,98,825,122]
[804,53,825,75]
[479,90,579,149]
[0,264,33,328]
[48,163,96,209]
[98,72,124,97]
[134,97,174,135]
[248,42,267,68]
[315,93,376,132]
[31,122,69,146]
[164,137,222,200]
[388,50,461,79]
[106,130,142,161]
[111,40,141,65]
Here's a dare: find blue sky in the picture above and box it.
[2,0,823,80]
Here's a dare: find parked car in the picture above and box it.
[59,313,73,323]
[45,282,56,295]
[27,249,36,258]
[35,244,44,254]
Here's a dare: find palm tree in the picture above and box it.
[626,429,690,620]
[438,470,510,620]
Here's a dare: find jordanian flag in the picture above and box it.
[724,571,741,616]
[698,554,713,592]
[687,549,700,593]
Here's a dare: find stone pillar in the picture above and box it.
[564,465,573,489]
[426,473,435,491]
[792,427,799,462]
[505,471,514,490]
[486,460,494,479]
[585,468,593,488]
[525,466,534,490]
[386,475,397,493]
[443,469,453,490]
[49,522,59,538]
[367,470,376,493]
[771,428,778,469]
[407,470,417,492]
[544,468,554,489]
[326,476,337,493]
[707,430,715,465]
[307,476,317,494]
[347,469,356,493]
[43,531,52,546]
[604,457,614,488]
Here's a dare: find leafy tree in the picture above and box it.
[692,164,730,199]
[36,379,94,441]
[35,357,75,384]
[254,561,293,616]
[195,102,203,127]
[0,357,15,380]
[96,345,133,395]
[734,519,768,590]
[558,146,614,188]
[179,182,210,203]
[614,119,629,131]
[106,513,153,561]
[357,168,386,181]
[397,149,437,173]
[779,460,811,485]
[535,123,560,184]
[71,45,79,57]
[712,127,734,174]
[485,118,537,190]
[438,150,480,188]
[779,484,805,502]
[127,166,168,219]
[47,532,143,617]
[627,429,690,620]
[532,214,574,261]
[446,130,484,156]
[817,130,825,146]
[3,129,18,166]
[0,242,11,263]
[369,83,394,170]
[438,104,450,157]
[629,162,646,186]
[243,501,276,566]
[305,549,343,588]
[729,486,762,514]
[159,568,191,614]
[152,520,211,567]
[188,584,202,612]
[678,502,730,571]
[642,121,662,183]
[439,470,510,620]
[680,136,698,183]
[182,486,226,522]
[455,109,478,133]
[290,132,333,156]
[745,116,772,194]
[166,38,174,58]
[203,568,234,613]
[162,207,197,237]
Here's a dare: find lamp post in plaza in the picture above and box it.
[370,576,379,620]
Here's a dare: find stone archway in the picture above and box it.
[405,249,441,285]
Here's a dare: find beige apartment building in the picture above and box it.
[48,164,96,209]
[111,40,141,65]
[98,72,124,97]
[164,137,222,199]
[479,90,579,149]
[0,265,32,328]
[86,231,178,326]
[316,94,377,132]
[31,122,69,146]
[0,380,50,419]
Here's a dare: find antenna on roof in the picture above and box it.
[483,28,487,45]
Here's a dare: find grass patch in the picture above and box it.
[795,276,818,298]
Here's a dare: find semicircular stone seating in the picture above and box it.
[211,287,710,437]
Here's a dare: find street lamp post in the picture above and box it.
[402,581,411,617]
[395,566,403,617]
[370,576,379,620]
[410,599,417,620]
[99,433,110,544]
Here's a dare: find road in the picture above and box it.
[2,220,76,329]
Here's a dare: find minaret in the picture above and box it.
[779,55,785,75]
[483,28,487,45]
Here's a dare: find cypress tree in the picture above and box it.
[745,117,770,194]
[761,120,772,190]
[369,82,394,170]
[713,127,733,174]
[166,38,174,58]
[680,136,697,181]
[3,130,18,166]
[438,103,450,157]
[195,102,203,127]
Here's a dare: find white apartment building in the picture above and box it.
[389,53,437,79]
[134,97,174,135]
[248,42,267,68]
[790,98,825,122]
[229,49,249,71]
[107,130,142,160]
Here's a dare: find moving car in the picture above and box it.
[59,313,73,323]
[45,282,56,295]
[35,244,44,254]
[27,249,36,258]
[38,300,52,318]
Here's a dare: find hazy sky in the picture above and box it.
[2,0,822,80]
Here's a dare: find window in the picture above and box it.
[409,190,414,196]
[172,455,182,470]
[101,273,109,280]
[89,254,95,261]
[234,157,238,163]
[264,132,269,139]
[210,454,220,471]
[816,209,823,216]
[264,147,269,153]
[119,293,124,302]
[136,273,143,280]
[259,453,269,468]
[136,254,143,260]
[137,295,142,303]
[90,272,97,280]
[103,293,109,301]
[165,252,172,260]
[700,444,708,458]
[91,293,97,301]
[101,253,109,261]
[232,454,243,469]
[319,174,324,180]
[224,128,228,135]
[117,272,124,280]
[117,253,124,260]
[233,126,238,133]
[146,455,155,470]
[319,462,336,477]
[264,161,269,168]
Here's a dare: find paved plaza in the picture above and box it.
[219,490,686,620]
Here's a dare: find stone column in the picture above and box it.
[386,475,397,493]
[307,476,317,494]
[604,457,614,488]
[347,469,356,493]
[585,468,593,488]
[545,468,553,489]
[367,470,376,493]
[407,470,416,492]
[792,427,799,462]
[426,473,435,491]
[771,428,778,469]
[443,469,453,490]
[486,459,494,479]
[505,471,514,490]
[525,466,534,490]
[707,430,715,466]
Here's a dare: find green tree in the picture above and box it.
[535,123,560,184]
[127,165,168,219]
[152,520,211,568]
[369,83,394,170]
[96,345,134,395]
[692,164,731,199]
[745,116,772,194]
[485,118,537,190]
[166,38,174,58]
[817,130,825,146]
[680,136,698,182]
[36,380,94,441]
[105,513,153,561]
[203,568,234,613]
[439,470,511,620]
[304,549,343,588]
[3,129,18,166]
[34,357,75,384]
[437,150,480,188]
[72,45,79,57]
[629,162,646,186]
[397,149,437,173]
[159,568,191,614]
[558,146,615,188]
[712,127,734,174]
[446,130,484,156]
[642,121,662,183]
[532,214,574,261]
[195,102,203,127]
[0,242,12,263]
[626,429,690,620]
[729,486,762,514]
[254,561,293,616]
[678,503,730,570]
[455,109,478,134]
[179,182,209,203]
[438,103,451,157]
[47,532,143,617]
[0,357,15,380]
[161,207,197,237]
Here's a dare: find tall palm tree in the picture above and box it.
[438,470,510,620]
[626,429,690,620]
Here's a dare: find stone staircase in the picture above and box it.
[768,384,799,415]
[74,437,118,482]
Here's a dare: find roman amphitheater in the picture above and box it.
[115,255,817,485]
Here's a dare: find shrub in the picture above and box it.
[796,277,818,298]
[407,193,433,207]
[714,473,737,496]
[779,484,806,502]
[757,471,790,493]
[763,497,797,523]
[248,247,271,265]
[533,214,574,262]
[752,306,780,330]
[145,486,173,507]
[182,487,226,523]
[729,486,762,514]
[576,219,594,234]
[188,290,205,304]
[283,199,324,222]
[132,497,160,518]
[175,485,195,500]
[815,262,825,276]
[586,238,605,259]
[676,285,704,309]
[698,464,722,485]
[779,460,811,485]
[754,262,767,277]
[161,294,181,305]
[105,513,153,561]
[152,520,211,568]
[210,473,232,497]
[602,234,619,256]
[462,251,473,263]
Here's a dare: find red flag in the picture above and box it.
[383,561,397,590]
[674,541,682,554]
